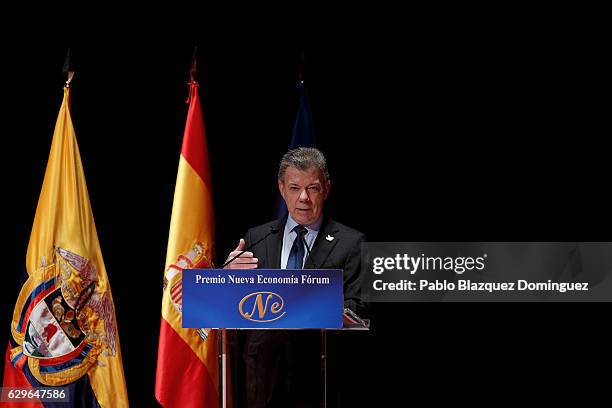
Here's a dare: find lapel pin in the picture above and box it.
[326,234,334,242]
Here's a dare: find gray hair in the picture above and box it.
[278,147,330,182]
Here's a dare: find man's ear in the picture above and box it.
[278,180,286,200]
[323,180,331,199]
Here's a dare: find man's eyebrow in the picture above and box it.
[287,181,321,187]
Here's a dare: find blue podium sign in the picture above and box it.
[182,269,343,329]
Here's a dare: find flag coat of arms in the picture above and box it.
[155,80,220,407]
[2,85,129,407]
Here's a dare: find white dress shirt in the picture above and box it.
[280,214,322,269]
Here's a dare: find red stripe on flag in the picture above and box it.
[155,318,217,408]
[3,344,44,408]
[15,354,27,370]
[38,341,86,366]
[180,82,212,189]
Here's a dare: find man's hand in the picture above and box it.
[224,238,258,269]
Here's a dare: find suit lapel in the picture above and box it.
[304,218,339,269]
[266,216,286,269]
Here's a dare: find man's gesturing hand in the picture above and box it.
[224,238,259,269]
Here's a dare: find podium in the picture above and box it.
[182,269,369,407]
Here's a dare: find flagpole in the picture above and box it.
[63,48,74,88]
[321,329,327,408]
[223,329,228,408]
[189,45,228,407]
[297,47,305,85]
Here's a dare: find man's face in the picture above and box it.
[279,166,330,225]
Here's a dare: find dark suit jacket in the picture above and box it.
[239,215,367,408]
[244,215,367,317]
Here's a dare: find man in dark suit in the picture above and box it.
[224,147,367,408]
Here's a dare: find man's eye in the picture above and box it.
[290,187,299,191]
[308,187,320,192]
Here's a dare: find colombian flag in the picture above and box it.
[155,81,219,407]
[2,85,129,407]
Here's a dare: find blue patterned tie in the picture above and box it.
[286,225,307,269]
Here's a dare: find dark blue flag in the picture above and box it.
[274,83,316,218]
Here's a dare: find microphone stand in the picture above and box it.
[299,231,327,408]
[221,226,279,268]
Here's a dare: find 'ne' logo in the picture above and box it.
[239,292,286,322]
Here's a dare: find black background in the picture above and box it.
[1,23,608,407]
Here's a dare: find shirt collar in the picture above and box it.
[286,213,323,234]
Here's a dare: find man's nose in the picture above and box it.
[298,188,310,202]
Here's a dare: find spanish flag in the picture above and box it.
[155,81,219,407]
[2,85,129,407]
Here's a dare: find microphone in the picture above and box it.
[221,225,279,268]
[299,229,319,269]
